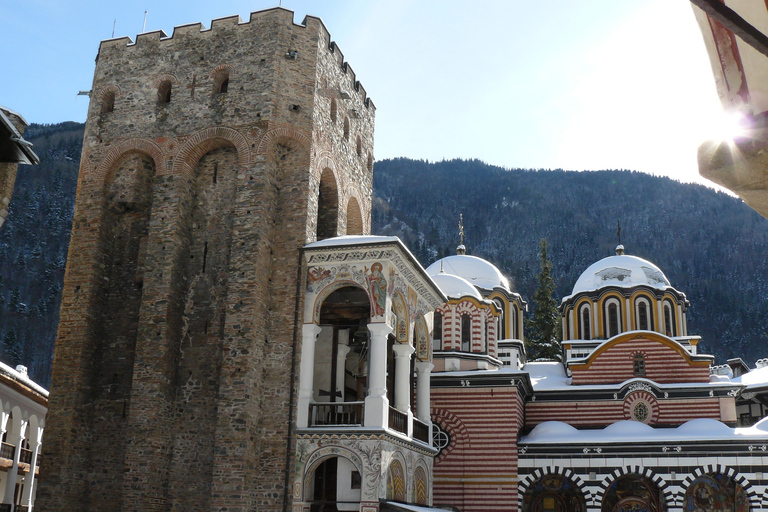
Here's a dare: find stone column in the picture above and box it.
[297,323,323,428]
[414,361,433,422]
[4,418,26,509]
[393,343,414,413]
[365,322,392,428]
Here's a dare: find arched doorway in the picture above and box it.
[602,474,665,512]
[684,473,749,512]
[523,474,586,512]
[310,456,362,512]
[312,286,371,426]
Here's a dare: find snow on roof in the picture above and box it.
[430,272,483,300]
[524,361,571,389]
[304,235,400,248]
[567,254,671,298]
[0,360,48,398]
[381,502,456,512]
[521,417,768,444]
[733,364,768,388]
[426,254,511,291]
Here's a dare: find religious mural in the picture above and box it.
[601,474,665,512]
[523,474,586,512]
[684,473,749,512]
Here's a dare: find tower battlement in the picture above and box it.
[96,7,374,109]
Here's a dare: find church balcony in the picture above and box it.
[389,407,407,435]
[413,417,430,444]
[0,444,13,461]
[309,402,364,427]
[18,448,32,465]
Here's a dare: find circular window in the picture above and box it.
[633,401,649,423]
[432,423,451,455]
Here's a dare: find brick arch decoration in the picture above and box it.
[680,464,759,511]
[151,73,179,88]
[208,63,235,79]
[594,466,672,510]
[344,188,368,235]
[95,83,122,103]
[622,390,659,425]
[170,126,250,179]
[517,466,592,511]
[431,407,470,464]
[301,444,363,502]
[256,126,312,157]
[95,138,166,186]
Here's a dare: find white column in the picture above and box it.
[20,426,42,509]
[568,310,574,340]
[297,323,323,428]
[625,298,631,332]
[393,344,414,413]
[336,342,351,402]
[676,304,684,337]
[4,418,26,508]
[415,361,433,422]
[365,322,392,428]
[592,301,599,338]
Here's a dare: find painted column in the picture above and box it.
[21,425,42,509]
[657,300,664,335]
[592,301,599,338]
[4,418,26,509]
[297,323,323,428]
[676,304,684,337]
[393,343,415,413]
[365,322,392,428]
[415,361,433,423]
[625,298,631,332]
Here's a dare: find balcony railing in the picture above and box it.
[309,402,364,426]
[36,453,42,467]
[19,448,32,465]
[389,407,407,435]
[413,417,430,444]
[0,504,11,512]
[0,443,14,460]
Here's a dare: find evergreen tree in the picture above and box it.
[526,239,562,361]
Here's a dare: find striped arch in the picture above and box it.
[680,464,759,510]
[518,466,591,511]
[622,390,659,425]
[95,138,166,184]
[151,73,179,88]
[431,407,470,464]
[171,126,250,179]
[208,63,235,79]
[595,466,671,510]
[256,126,311,156]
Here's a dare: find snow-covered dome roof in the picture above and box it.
[426,255,511,291]
[430,273,483,300]
[570,251,671,296]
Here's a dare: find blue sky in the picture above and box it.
[1,1,725,185]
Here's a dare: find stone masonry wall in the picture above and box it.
[37,7,375,512]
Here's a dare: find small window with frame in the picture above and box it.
[633,353,646,376]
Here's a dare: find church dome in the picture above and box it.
[426,255,511,291]
[570,251,671,296]
[430,272,483,300]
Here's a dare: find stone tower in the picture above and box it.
[37,8,374,511]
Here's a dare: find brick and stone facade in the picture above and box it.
[37,8,374,512]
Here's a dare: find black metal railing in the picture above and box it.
[19,448,32,465]
[309,402,364,426]
[389,407,407,435]
[0,443,15,460]
[413,417,429,444]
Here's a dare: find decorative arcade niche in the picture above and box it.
[602,474,665,512]
[684,473,749,512]
[523,474,586,512]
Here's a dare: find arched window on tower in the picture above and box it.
[494,299,505,340]
[579,304,591,340]
[316,168,339,240]
[330,98,338,124]
[636,298,651,331]
[633,353,646,376]
[663,301,676,337]
[213,69,229,94]
[606,299,621,338]
[101,90,115,114]
[461,314,471,352]
[157,80,172,104]
[433,312,442,352]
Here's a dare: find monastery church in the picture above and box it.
[32,7,768,512]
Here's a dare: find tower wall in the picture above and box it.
[37,8,375,511]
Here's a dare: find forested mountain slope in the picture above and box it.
[372,158,768,365]
[0,125,766,386]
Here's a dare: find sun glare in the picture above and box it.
[707,110,749,143]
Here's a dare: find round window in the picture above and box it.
[432,423,451,455]
[633,401,649,423]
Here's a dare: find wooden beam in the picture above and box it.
[691,0,768,58]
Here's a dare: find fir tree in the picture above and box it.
[526,239,562,361]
